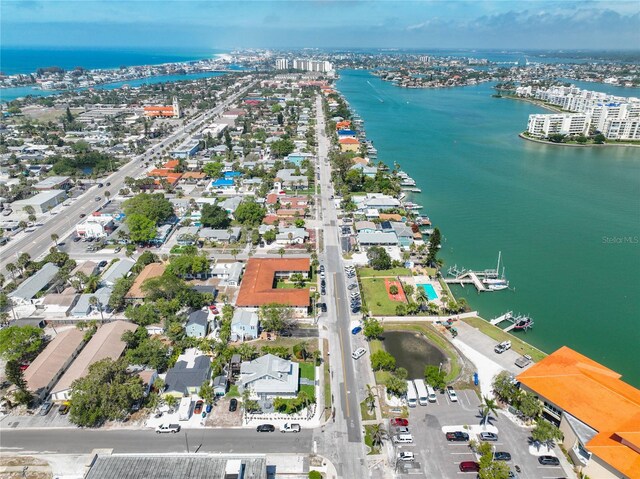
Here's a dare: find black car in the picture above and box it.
[320,303,327,313]
[97,183,104,187]
[493,452,511,461]
[320,279,326,287]
[538,456,560,466]
[446,431,470,441]
[256,424,275,432]
[229,398,238,412]
[280,329,293,337]
[106,182,111,186]
[73,236,81,242]
[321,288,326,295]
[98,260,108,268]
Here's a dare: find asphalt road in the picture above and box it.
[0,80,254,276]
[0,428,313,455]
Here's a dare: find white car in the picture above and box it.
[155,423,181,434]
[352,347,366,360]
[398,451,415,462]
[279,422,301,433]
[446,386,458,402]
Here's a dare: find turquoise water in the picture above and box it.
[338,69,640,386]
[1,72,226,103]
[418,284,439,301]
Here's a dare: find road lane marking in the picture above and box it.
[338,332,350,418]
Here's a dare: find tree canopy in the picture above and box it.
[363,318,383,341]
[200,203,231,229]
[371,350,396,371]
[0,325,44,362]
[270,138,295,158]
[234,200,266,226]
[259,303,292,332]
[367,246,392,271]
[123,193,173,224]
[69,358,144,427]
[126,213,157,243]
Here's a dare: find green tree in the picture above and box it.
[366,246,391,270]
[125,303,158,326]
[109,276,135,311]
[480,396,499,425]
[278,247,286,258]
[199,380,215,405]
[234,200,266,226]
[69,358,144,427]
[385,374,409,397]
[200,203,231,229]
[123,193,173,224]
[365,384,376,414]
[593,133,606,144]
[0,326,44,362]
[492,371,518,403]
[362,318,383,341]
[389,284,399,295]
[5,359,27,389]
[427,227,442,266]
[308,471,322,479]
[125,337,170,371]
[203,161,224,179]
[270,138,295,158]
[290,273,306,288]
[424,365,446,390]
[263,229,276,243]
[259,303,291,332]
[531,418,563,446]
[127,213,157,243]
[370,350,396,371]
[368,423,387,447]
[50,233,59,246]
[517,391,543,419]
[167,253,210,278]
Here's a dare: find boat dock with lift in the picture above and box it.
[491,311,534,332]
[444,252,510,293]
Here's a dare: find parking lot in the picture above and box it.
[387,389,569,478]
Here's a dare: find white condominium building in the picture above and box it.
[292,59,333,73]
[527,114,589,137]
[275,58,289,70]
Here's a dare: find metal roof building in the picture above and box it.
[9,263,60,304]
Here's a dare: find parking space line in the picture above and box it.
[450,452,474,455]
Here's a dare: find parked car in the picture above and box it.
[459,461,480,472]
[79,213,86,218]
[39,401,53,416]
[114,246,122,253]
[394,426,410,434]
[538,456,560,466]
[73,236,81,242]
[446,385,458,402]
[280,423,301,433]
[256,424,275,432]
[351,347,366,360]
[351,326,362,335]
[495,340,512,354]
[209,305,219,314]
[479,432,498,441]
[494,452,512,461]
[397,451,415,462]
[390,418,409,427]
[446,431,469,441]
[320,303,327,313]
[194,400,204,415]
[515,354,533,368]
[156,423,181,434]
[98,260,108,268]
[229,399,238,412]
[348,283,357,290]
[57,403,70,415]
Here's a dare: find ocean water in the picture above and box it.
[337,69,640,386]
[0,47,222,75]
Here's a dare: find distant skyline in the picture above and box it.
[2,1,639,50]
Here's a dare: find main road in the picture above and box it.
[0,79,254,275]
[311,94,369,479]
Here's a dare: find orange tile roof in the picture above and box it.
[126,263,166,299]
[352,156,368,165]
[339,138,359,144]
[517,346,640,478]
[236,258,310,308]
[182,172,206,179]
[163,160,180,169]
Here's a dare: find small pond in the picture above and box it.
[382,330,446,380]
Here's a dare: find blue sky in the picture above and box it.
[2,0,639,50]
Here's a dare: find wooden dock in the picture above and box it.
[444,271,488,292]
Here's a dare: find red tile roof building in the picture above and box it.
[236,258,310,308]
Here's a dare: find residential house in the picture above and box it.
[231,309,259,341]
[101,258,135,287]
[176,226,200,246]
[338,137,359,152]
[276,227,309,245]
[357,231,399,247]
[164,349,212,397]
[391,222,415,248]
[199,227,241,244]
[219,196,243,216]
[70,287,112,318]
[50,320,137,401]
[125,263,166,301]
[210,262,244,287]
[238,354,300,399]
[355,221,377,234]
[185,310,209,338]
[517,346,640,479]
[9,263,60,305]
[212,375,228,396]
[24,329,85,403]
[275,169,308,190]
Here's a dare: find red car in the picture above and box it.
[209,305,219,314]
[390,418,409,427]
[194,400,204,415]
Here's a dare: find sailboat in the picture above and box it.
[483,251,509,291]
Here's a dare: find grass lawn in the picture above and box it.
[461,317,547,362]
[226,385,240,398]
[358,267,412,278]
[382,323,462,383]
[363,425,382,455]
[275,281,311,289]
[369,339,384,355]
[360,278,405,316]
[252,337,319,355]
[299,362,316,381]
[360,400,376,421]
[374,370,393,385]
[300,384,315,399]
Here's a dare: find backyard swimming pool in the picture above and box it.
[418,283,439,301]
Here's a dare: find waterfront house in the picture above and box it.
[339,138,359,152]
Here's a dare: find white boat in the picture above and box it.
[404,202,423,210]
[483,251,509,290]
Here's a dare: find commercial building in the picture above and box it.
[50,320,137,401]
[12,190,67,214]
[34,176,72,191]
[84,454,267,479]
[24,329,85,402]
[143,97,181,118]
[517,346,640,479]
[75,215,115,239]
[235,258,310,311]
[171,139,201,158]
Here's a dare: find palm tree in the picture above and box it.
[89,296,104,321]
[480,396,499,426]
[278,247,285,258]
[50,233,59,246]
[365,385,376,415]
[415,287,428,306]
[230,248,239,260]
[17,253,31,275]
[236,343,257,360]
[6,263,17,280]
[369,423,387,447]
[84,274,99,294]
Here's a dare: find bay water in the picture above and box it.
[337,69,640,386]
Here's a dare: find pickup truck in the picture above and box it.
[515,354,532,368]
[446,385,458,402]
[494,340,511,354]
[280,423,301,433]
[156,423,181,434]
